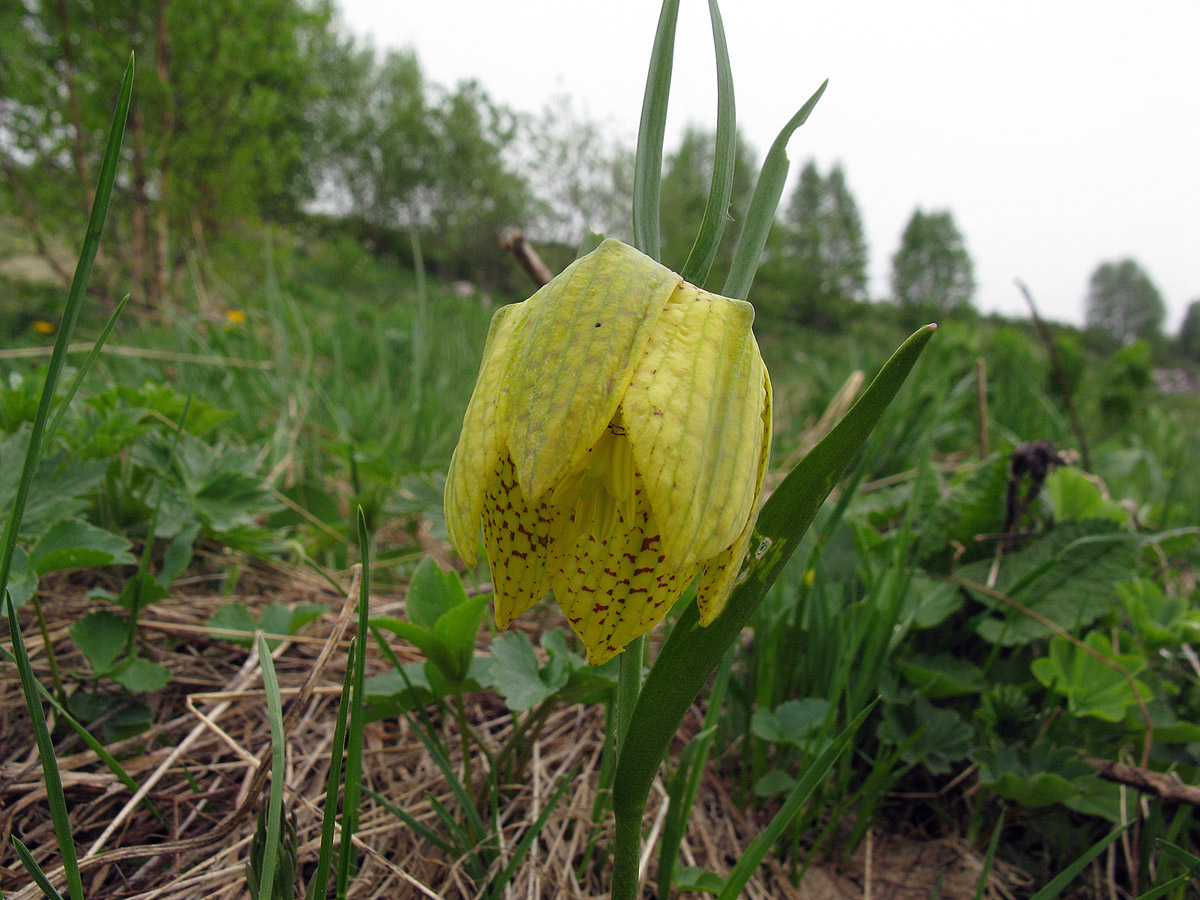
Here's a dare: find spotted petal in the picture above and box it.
[445,302,527,566]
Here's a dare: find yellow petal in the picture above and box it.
[503,240,681,502]
[445,303,527,565]
[622,285,767,570]
[547,470,701,665]
[483,452,555,628]
[695,363,772,625]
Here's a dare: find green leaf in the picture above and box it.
[752,769,796,798]
[112,656,173,694]
[674,866,726,893]
[371,615,457,681]
[1045,467,1128,525]
[4,544,37,609]
[157,520,201,587]
[1031,631,1149,722]
[632,0,681,259]
[70,610,129,675]
[489,631,569,711]
[974,744,1092,807]
[432,592,489,681]
[30,518,135,575]
[878,696,972,775]
[896,653,985,699]
[750,697,830,746]
[206,603,259,647]
[406,556,468,632]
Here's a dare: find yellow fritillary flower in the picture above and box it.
[32,320,55,335]
[444,239,771,665]
[225,309,247,324]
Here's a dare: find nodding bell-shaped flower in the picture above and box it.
[444,239,771,665]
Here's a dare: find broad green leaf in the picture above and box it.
[4,544,37,608]
[674,866,726,893]
[371,615,457,681]
[1118,578,1185,650]
[752,769,796,798]
[1031,631,1149,722]
[489,631,569,711]
[432,592,489,681]
[896,653,985,699]
[878,696,972,775]
[406,556,469,632]
[1045,467,1128,525]
[974,744,1093,807]
[70,610,129,675]
[112,656,172,694]
[750,697,830,746]
[206,603,259,646]
[30,518,134,575]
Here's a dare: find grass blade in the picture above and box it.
[679,0,736,287]
[714,704,873,900]
[255,633,287,900]
[1027,823,1129,900]
[488,764,580,897]
[335,509,372,896]
[364,788,459,856]
[973,810,1006,900]
[632,0,681,260]
[11,836,66,900]
[723,79,827,300]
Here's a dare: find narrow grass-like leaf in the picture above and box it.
[632,0,681,260]
[364,787,458,856]
[4,593,83,900]
[714,704,873,900]
[723,80,827,300]
[489,764,580,896]
[973,810,1006,900]
[304,631,355,900]
[1132,875,1194,900]
[255,633,287,900]
[1026,823,1129,900]
[335,509,372,897]
[11,836,66,900]
[679,0,736,287]
[45,294,129,445]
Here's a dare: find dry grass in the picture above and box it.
[1,560,1026,899]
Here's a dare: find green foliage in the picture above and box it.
[759,159,868,327]
[1084,258,1166,344]
[889,208,976,315]
[1178,298,1200,360]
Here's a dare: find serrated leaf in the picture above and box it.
[674,866,726,893]
[30,518,135,575]
[896,653,984,699]
[750,697,830,746]
[1031,631,1149,722]
[489,631,569,711]
[206,602,258,647]
[974,744,1092,807]
[878,696,972,775]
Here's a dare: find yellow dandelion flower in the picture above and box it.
[32,320,55,335]
[445,239,771,665]
[225,309,246,324]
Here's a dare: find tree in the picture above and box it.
[657,126,757,288]
[1,0,334,304]
[1084,258,1166,344]
[1178,299,1200,361]
[766,160,868,321]
[889,209,975,315]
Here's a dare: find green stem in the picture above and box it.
[453,690,474,806]
[615,634,644,749]
[611,802,644,900]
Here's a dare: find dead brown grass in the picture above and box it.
[1,560,1027,899]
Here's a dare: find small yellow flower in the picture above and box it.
[32,320,55,335]
[225,309,246,324]
[445,239,771,665]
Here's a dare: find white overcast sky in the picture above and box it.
[335,0,1199,330]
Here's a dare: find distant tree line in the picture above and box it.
[0,0,1188,354]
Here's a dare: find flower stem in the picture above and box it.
[615,634,644,748]
[611,634,645,899]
